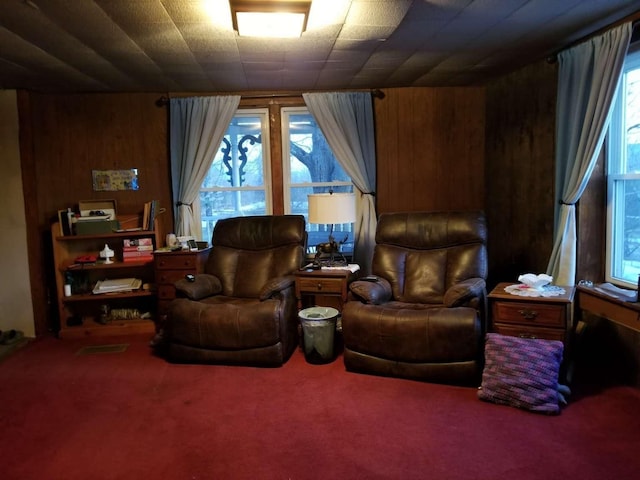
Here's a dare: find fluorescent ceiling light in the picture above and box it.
[230,1,311,38]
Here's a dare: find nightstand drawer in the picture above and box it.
[493,324,566,342]
[297,277,344,294]
[493,301,566,327]
[158,284,177,300]
[156,270,191,285]
[155,255,198,270]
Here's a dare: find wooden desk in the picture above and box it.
[575,285,640,333]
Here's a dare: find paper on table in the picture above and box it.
[321,264,360,273]
[594,282,637,301]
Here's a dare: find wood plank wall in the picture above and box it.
[19,83,550,335]
[374,87,486,214]
[484,60,558,288]
[19,92,173,335]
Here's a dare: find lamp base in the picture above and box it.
[313,251,348,267]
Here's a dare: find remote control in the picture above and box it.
[360,275,379,282]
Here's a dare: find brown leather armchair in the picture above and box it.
[342,211,488,385]
[163,215,306,366]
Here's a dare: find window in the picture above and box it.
[281,107,354,254]
[198,103,354,256]
[606,45,640,288]
[199,109,271,242]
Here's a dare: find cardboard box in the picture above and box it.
[79,199,117,218]
[75,219,120,235]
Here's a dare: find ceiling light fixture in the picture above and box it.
[230,0,312,38]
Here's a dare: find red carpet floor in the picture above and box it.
[1,334,639,480]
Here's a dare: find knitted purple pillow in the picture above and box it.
[478,333,564,414]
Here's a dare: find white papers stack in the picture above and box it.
[321,264,360,273]
[93,278,142,294]
[594,282,637,301]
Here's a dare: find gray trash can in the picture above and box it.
[299,306,339,364]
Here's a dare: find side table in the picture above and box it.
[294,267,359,312]
[488,282,575,346]
[294,267,359,354]
[154,248,211,324]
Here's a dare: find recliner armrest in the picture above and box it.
[175,274,222,301]
[349,277,393,304]
[443,278,486,307]
[259,275,295,301]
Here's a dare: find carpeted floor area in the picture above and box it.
[1,334,639,480]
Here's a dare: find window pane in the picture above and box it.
[200,190,267,242]
[202,117,265,188]
[607,48,640,287]
[283,108,355,257]
[611,179,640,282]
[288,113,350,183]
[198,110,270,242]
[625,68,640,174]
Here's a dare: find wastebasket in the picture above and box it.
[299,306,339,364]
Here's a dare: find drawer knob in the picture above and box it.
[518,333,538,339]
[518,309,538,320]
[317,283,323,290]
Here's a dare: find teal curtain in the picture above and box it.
[303,92,378,272]
[547,23,632,286]
[169,96,240,238]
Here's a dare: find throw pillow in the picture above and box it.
[478,333,564,414]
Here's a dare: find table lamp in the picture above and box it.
[307,191,356,265]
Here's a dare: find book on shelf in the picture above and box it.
[123,238,153,247]
[122,250,154,258]
[123,245,154,252]
[142,200,159,231]
[122,255,153,263]
[92,278,142,294]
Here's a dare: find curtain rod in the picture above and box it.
[155,89,385,107]
[547,16,639,64]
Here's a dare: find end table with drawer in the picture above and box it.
[488,282,575,346]
[294,268,359,312]
[154,248,211,325]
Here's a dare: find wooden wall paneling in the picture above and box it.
[24,92,172,333]
[485,60,557,288]
[17,90,50,337]
[374,87,485,215]
[577,148,605,283]
[268,102,284,215]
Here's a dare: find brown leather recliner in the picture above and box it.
[163,215,306,366]
[342,211,488,385]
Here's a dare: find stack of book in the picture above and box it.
[142,200,158,231]
[93,278,142,294]
[122,238,154,263]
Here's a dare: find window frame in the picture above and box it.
[280,106,355,255]
[197,108,272,241]
[605,44,640,288]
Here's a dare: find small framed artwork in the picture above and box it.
[92,169,139,191]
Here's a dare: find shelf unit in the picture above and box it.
[51,214,161,338]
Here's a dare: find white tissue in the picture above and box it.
[518,273,553,290]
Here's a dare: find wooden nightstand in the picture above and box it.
[154,248,211,323]
[294,268,359,312]
[488,282,575,346]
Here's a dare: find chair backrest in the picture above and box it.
[205,215,306,298]
[372,211,488,304]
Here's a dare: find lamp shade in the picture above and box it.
[308,192,356,225]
